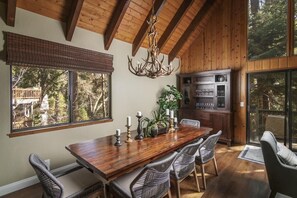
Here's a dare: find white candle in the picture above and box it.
[166,109,169,116]
[137,111,142,116]
[174,117,177,123]
[170,110,174,118]
[127,116,131,126]
[116,129,121,136]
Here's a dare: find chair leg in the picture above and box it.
[193,168,200,192]
[103,184,108,198]
[167,189,172,198]
[201,164,207,189]
[213,157,219,176]
[176,179,181,198]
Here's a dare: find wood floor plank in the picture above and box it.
[3,144,270,198]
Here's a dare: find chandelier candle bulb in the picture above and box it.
[170,110,174,119]
[127,116,131,127]
[166,109,169,116]
[137,111,142,117]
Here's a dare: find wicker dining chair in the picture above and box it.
[171,138,203,198]
[29,153,103,198]
[180,119,200,128]
[110,152,177,198]
[195,130,222,189]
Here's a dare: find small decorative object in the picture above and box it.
[151,124,158,137]
[135,112,143,140]
[125,125,133,143]
[137,111,142,117]
[174,117,179,130]
[170,110,174,119]
[127,116,131,127]
[114,129,122,146]
[166,109,169,116]
[168,117,175,133]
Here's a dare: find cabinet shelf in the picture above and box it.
[194,95,214,98]
[194,82,214,85]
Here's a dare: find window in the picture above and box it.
[72,72,110,122]
[6,32,114,135]
[248,0,288,60]
[11,66,111,132]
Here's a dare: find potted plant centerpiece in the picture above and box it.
[143,85,182,137]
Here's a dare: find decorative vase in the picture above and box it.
[151,128,158,137]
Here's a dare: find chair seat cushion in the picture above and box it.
[57,167,101,198]
[110,167,143,198]
[277,143,297,166]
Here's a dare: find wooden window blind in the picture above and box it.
[5,32,114,73]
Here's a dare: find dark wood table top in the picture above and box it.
[65,126,212,182]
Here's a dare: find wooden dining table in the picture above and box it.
[66,126,212,182]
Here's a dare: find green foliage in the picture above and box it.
[78,108,89,121]
[248,0,287,60]
[143,85,182,137]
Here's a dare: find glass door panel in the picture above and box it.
[248,72,286,144]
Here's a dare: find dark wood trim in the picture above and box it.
[132,0,166,56]
[158,0,193,52]
[104,0,131,50]
[288,0,294,56]
[7,119,113,138]
[66,0,84,41]
[6,0,17,26]
[168,0,216,63]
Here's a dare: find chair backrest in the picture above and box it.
[198,130,222,163]
[130,152,177,198]
[260,131,297,197]
[172,138,203,180]
[180,119,200,128]
[29,153,64,198]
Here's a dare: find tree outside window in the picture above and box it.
[11,66,111,131]
[248,0,287,60]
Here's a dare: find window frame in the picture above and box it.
[9,66,113,137]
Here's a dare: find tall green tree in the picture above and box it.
[248,0,287,59]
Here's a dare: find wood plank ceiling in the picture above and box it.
[4,0,221,61]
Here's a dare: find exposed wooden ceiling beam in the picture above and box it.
[66,0,84,41]
[6,0,17,26]
[132,0,166,56]
[168,0,216,63]
[157,0,193,52]
[104,0,131,50]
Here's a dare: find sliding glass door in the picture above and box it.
[247,71,287,145]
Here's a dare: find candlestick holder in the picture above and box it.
[168,118,175,133]
[135,115,143,140]
[114,135,122,146]
[125,125,133,143]
[174,119,179,130]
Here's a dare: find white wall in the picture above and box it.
[0,3,179,186]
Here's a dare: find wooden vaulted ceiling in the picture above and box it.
[4,0,221,62]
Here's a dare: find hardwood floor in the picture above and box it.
[3,144,270,198]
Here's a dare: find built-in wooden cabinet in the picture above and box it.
[178,69,233,146]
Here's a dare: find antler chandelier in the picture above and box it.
[128,1,178,79]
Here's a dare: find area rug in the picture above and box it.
[238,145,264,165]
